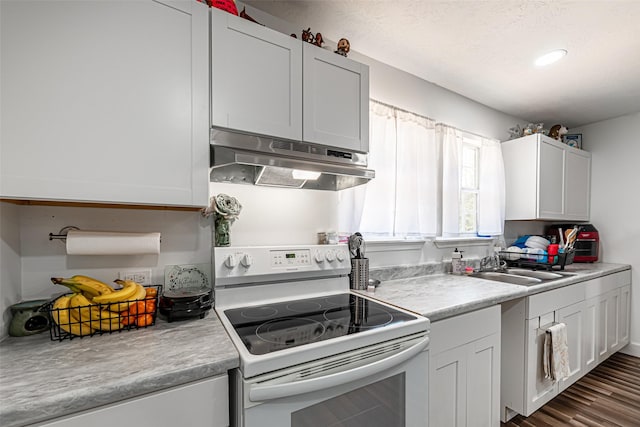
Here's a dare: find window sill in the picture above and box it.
[364,239,426,253]
[433,236,494,249]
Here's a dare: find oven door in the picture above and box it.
[234,334,429,427]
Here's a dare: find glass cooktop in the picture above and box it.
[224,293,418,355]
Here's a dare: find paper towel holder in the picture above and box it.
[49,226,80,241]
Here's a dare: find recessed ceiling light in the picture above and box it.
[535,49,568,67]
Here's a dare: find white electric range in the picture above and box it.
[214,244,430,427]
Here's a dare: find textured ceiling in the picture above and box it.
[244,0,640,128]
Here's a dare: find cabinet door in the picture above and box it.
[557,302,584,391]
[564,149,591,220]
[430,345,468,427]
[467,334,501,427]
[619,285,631,347]
[39,376,229,427]
[537,140,565,219]
[1,0,209,207]
[597,293,609,361]
[525,315,558,416]
[606,289,620,355]
[302,43,369,153]
[582,296,598,373]
[211,7,302,141]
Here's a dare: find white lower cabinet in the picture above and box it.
[501,270,632,422]
[430,305,501,427]
[33,375,229,427]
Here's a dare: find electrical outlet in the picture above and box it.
[119,269,152,285]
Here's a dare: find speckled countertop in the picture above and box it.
[0,313,238,427]
[356,262,631,321]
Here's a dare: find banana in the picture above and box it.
[51,295,96,337]
[92,279,139,305]
[69,293,121,321]
[51,276,114,299]
[70,275,114,296]
[68,296,123,332]
[104,282,147,312]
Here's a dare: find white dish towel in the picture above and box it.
[543,323,571,381]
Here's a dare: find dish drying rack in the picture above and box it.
[498,248,575,271]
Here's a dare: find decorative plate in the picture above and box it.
[164,264,211,292]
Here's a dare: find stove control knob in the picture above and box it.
[314,251,325,264]
[240,253,253,268]
[224,254,238,269]
[325,250,336,263]
[336,250,346,262]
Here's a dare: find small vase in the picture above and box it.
[215,217,231,247]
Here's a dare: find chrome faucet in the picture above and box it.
[479,253,507,272]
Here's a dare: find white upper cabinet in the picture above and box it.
[502,134,591,221]
[0,0,209,207]
[210,8,369,152]
[211,7,302,140]
[302,43,369,153]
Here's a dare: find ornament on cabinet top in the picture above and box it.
[548,124,568,141]
[335,38,351,57]
[508,123,546,139]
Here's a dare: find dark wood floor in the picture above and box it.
[502,352,640,427]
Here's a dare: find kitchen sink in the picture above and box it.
[469,268,574,286]
[504,268,564,280]
[469,271,542,286]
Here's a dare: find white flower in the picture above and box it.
[202,194,242,222]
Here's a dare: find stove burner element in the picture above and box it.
[324,305,393,329]
[286,301,323,313]
[241,306,278,320]
[256,318,326,345]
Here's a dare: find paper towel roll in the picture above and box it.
[65,230,161,255]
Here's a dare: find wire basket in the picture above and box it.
[46,285,162,342]
[499,248,575,271]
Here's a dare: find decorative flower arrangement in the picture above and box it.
[203,194,242,246]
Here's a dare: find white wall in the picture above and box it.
[0,202,22,335]
[573,112,640,356]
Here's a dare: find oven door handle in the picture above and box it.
[248,336,429,402]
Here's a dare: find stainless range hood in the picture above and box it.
[210,128,374,191]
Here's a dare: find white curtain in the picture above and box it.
[338,101,438,237]
[439,125,463,236]
[478,138,506,236]
[395,110,438,236]
[438,124,505,236]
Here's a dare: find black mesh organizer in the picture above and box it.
[45,285,162,341]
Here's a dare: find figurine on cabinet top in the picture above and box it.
[548,124,568,141]
[335,38,350,57]
[313,32,324,48]
[302,28,314,43]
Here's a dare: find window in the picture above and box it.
[440,125,505,237]
[339,101,505,239]
[460,137,480,234]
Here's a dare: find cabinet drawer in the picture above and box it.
[37,376,228,427]
[584,270,631,299]
[527,282,585,319]
[431,305,500,354]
